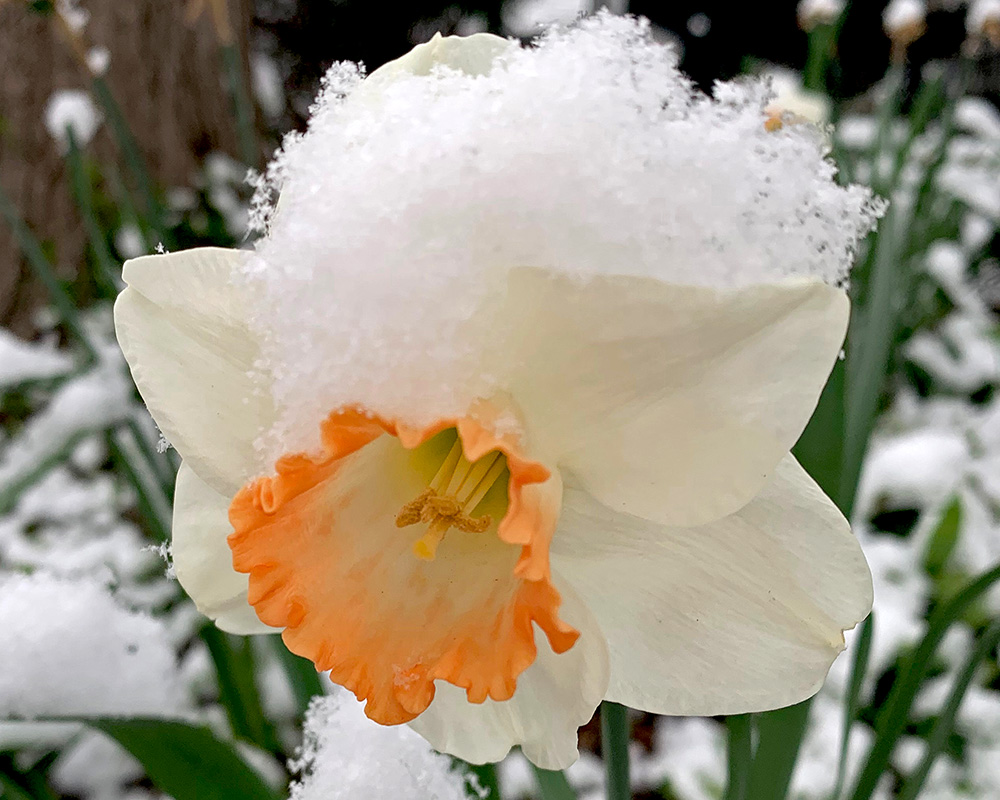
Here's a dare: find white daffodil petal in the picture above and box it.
[366,32,514,84]
[497,267,849,527]
[551,455,872,716]
[114,247,272,495]
[172,462,276,636]
[407,577,609,770]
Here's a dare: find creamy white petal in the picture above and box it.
[408,577,609,770]
[550,455,872,716]
[172,461,276,636]
[495,267,849,527]
[366,32,513,84]
[114,247,272,495]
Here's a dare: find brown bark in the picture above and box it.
[0,0,252,334]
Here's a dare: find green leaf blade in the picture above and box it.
[89,718,281,800]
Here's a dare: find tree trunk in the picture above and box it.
[0,0,252,334]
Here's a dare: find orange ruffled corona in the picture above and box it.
[228,408,579,724]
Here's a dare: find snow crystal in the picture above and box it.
[0,572,187,718]
[0,329,74,387]
[288,694,471,800]
[245,15,882,457]
[44,90,102,151]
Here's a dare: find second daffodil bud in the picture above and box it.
[883,0,928,61]
[114,13,881,769]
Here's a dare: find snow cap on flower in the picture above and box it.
[247,13,882,460]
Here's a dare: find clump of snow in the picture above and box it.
[56,0,89,33]
[246,14,882,456]
[252,53,286,119]
[0,358,132,499]
[86,46,111,76]
[0,329,74,387]
[115,225,146,259]
[0,572,187,718]
[44,90,102,151]
[907,316,1000,391]
[50,730,144,800]
[288,694,472,800]
[956,97,1000,142]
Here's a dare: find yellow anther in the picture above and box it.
[396,442,505,560]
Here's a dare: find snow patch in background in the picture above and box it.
[44,90,102,151]
[0,572,187,718]
[288,694,474,800]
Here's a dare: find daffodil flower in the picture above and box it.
[114,24,874,769]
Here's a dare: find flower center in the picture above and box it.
[395,436,508,560]
[227,408,577,725]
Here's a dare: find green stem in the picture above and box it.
[840,202,906,515]
[898,620,1000,800]
[600,701,630,800]
[221,44,259,168]
[200,625,281,754]
[466,762,501,800]
[110,426,172,543]
[90,77,172,249]
[724,715,753,800]
[531,765,576,800]
[896,619,1000,800]
[848,563,1000,800]
[831,613,874,800]
[0,182,97,361]
[271,637,324,718]
[745,701,813,800]
[64,128,121,296]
